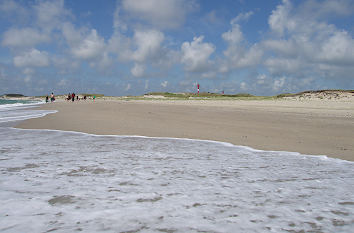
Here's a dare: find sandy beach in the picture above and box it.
[15,97,354,161]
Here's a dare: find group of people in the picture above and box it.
[45,93,55,102]
[45,92,96,103]
[66,93,95,102]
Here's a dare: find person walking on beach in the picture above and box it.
[50,93,55,102]
[45,95,49,103]
[72,93,75,102]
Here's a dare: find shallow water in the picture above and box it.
[0,102,353,232]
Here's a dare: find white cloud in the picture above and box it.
[124,29,179,76]
[71,29,105,60]
[62,23,106,61]
[98,52,113,70]
[113,6,127,32]
[2,28,50,48]
[222,23,243,45]
[121,0,196,29]
[131,63,145,77]
[34,0,69,31]
[0,0,29,20]
[13,49,49,67]
[132,29,165,62]
[181,36,215,72]
[262,39,297,58]
[263,0,354,82]
[144,80,149,90]
[221,21,263,70]
[268,0,294,36]
[125,83,131,91]
[58,79,68,87]
[264,58,302,75]
[273,77,286,91]
[231,11,254,24]
[161,81,168,88]
[61,22,82,45]
[23,68,34,75]
[257,74,266,85]
[240,82,247,90]
[316,30,354,65]
[300,0,354,20]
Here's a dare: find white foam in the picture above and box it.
[0,126,353,232]
[0,105,353,232]
[0,101,44,110]
[0,101,56,123]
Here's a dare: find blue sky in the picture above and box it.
[0,0,353,96]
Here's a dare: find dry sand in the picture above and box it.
[16,98,354,161]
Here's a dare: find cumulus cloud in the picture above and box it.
[2,28,50,48]
[161,80,168,88]
[268,0,294,36]
[72,30,105,60]
[132,29,165,62]
[256,74,266,85]
[221,20,263,71]
[222,23,243,45]
[299,0,354,20]
[13,49,49,67]
[34,0,69,31]
[121,0,196,29]
[264,0,354,79]
[57,79,68,87]
[181,36,215,72]
[62,23,106,61]
[131,63,145,77]
[240,82,247,91]
[231,11,254,24]
[316,30,354,65]
[273,77,286,91]
[0,0,29,21]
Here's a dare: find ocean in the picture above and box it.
[0,100,353,232]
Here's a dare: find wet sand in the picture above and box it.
[16,99,354,161]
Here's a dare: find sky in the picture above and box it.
[0,0,353,96]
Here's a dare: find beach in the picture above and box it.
[16,98,354,161]
[1,97,354,232]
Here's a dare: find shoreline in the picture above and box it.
[16,98,354,161]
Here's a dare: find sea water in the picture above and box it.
[0,101,353,232]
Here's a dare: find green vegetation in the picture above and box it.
[146,92,255,98]
[3,94,25,97]
[276,93,297,98]
[276,89,354,98]
[139,92,275,100]
[79,93,104,97]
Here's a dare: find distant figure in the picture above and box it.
[72,93,75,102]
[50,93,55,102]
[93,95,96,101]
[76,95,79,101]
[84,95,87,100]
[45,95,49,103]
[67,93,71,101]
